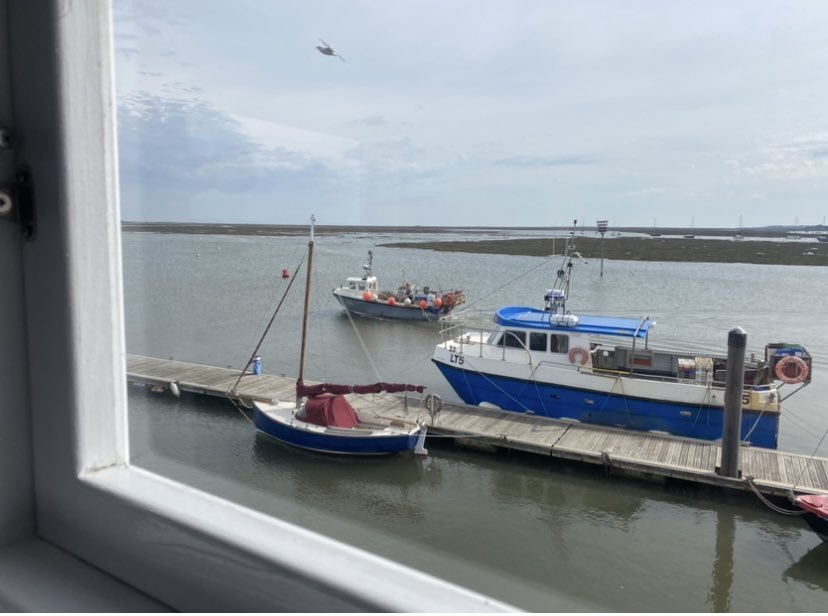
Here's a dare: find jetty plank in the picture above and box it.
[126,353,828,499]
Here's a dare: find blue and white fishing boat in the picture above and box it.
[332,250,465,322]
[248,217,427,456]
[432,225,812,449]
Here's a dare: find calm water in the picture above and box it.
[124,231,828,611]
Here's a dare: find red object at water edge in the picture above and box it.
[281,269,290,278]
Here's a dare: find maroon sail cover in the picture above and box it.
[297,394,360,428]
[296,380,424,398]
[797,494,828,519]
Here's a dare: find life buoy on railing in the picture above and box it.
[774,355,809,384]
[424,393,443,419]
[568,347,590,366]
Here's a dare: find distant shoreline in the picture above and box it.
[122,222,828,266]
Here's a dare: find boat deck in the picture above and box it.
[126,354,828,498]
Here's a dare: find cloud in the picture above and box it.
[348,115,387,127]
[494,154,594,167]
[729,133,828,180]
[626,187,666,197]
[117,92,359,222]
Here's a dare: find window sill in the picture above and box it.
[0,537,169,612]
[65,465,513,612]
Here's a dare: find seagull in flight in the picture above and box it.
[316,38,346,62]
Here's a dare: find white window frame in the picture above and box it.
[10,1,511,610]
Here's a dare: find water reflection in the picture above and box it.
[707,509,734,611]
[251,434,427,523]
[129,382,828,611]
[785,544,828,591]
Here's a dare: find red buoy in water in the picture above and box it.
[281,269,290,278]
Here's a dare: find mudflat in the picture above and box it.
[122,223,828,266]
[382,236,828,266]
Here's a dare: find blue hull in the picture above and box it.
[434,362,779,449]
[254,410,419,455]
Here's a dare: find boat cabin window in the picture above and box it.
[349,281,356,289]
[496,329,526,349]
[358,281,366,290]
[529,332,547,352]
[550,334,569,353]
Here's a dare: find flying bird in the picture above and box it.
[316,38,346,62]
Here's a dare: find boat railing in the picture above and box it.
[439,309,495,356]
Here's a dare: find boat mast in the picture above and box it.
[364,249,373,278]
[547,219,577,315]
[297,215,315,403]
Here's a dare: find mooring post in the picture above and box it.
[719,327,746,478]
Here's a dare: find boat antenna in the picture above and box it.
[545,219,577,315]
[362,249,373,278]
[297,215,315,404]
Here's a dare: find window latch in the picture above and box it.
[0,163,36,241]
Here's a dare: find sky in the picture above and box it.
[114,0,828,228]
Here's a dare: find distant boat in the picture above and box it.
[684,218,695,238]
[816,236,828,243]
[332,250,465,322]
[733,234,745,241]
[250,218,427,456]
[794,494,828,542]
[431,224,812,449]
[648,232,662,237]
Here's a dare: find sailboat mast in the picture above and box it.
[297,215,315,399]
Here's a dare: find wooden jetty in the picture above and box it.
[126,354,828,499]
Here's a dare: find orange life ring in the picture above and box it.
[774,355,809,384]
[568,347,590,366]
[424,393,443,416]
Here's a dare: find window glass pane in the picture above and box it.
[529,332,547,352]
[551,334,569,353]
[114,2,828,612]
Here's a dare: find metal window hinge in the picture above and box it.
[0,165,36,240]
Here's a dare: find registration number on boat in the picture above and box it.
[449,353,465,365]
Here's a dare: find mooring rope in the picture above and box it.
[458,253,560,313]
[342,307,384,383]
[227,397,255,426]
[791,423,828,492]
[745,476,806,516]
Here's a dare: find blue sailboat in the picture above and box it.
[431,222,812,449]
[247,217,426,455]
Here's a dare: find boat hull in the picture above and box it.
[802,513,828,542]
[254,408,419,455]
[433,361,779,448]
[333,292,444,322]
